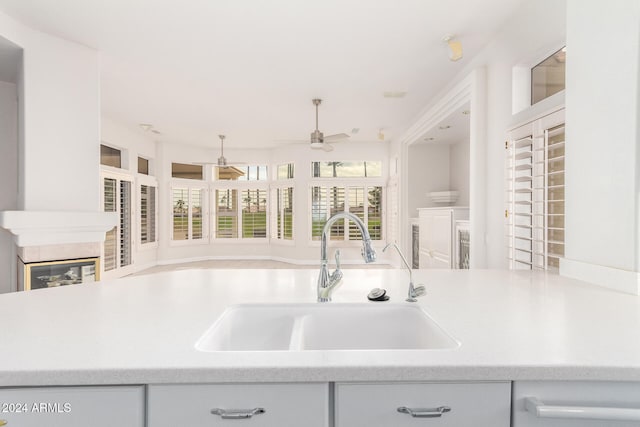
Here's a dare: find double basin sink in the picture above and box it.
[196,303,459,352]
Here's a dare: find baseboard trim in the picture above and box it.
[156,255,272,266]
[154,255,390,268]
[269,256,317,266]
[560,258,640,295]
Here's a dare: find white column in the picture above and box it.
[561,0,640,294]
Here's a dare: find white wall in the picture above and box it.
[560,0,640,293]
[0,81,18,293]
[407,144,450,215]
[102,116,157,172]
[0,10,101,212]
[450,140,470,207]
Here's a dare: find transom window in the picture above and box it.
[215,165,268,181]
[172,163,203,180]
[311,161,382,178]
[138,157,150,175]
[277,163,294,180]
[237,165,268,181]
[531,46,566,105]
[100,144,122,168]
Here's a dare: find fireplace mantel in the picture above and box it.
[0,211,118,247]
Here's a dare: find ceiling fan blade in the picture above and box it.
[310,142,334,152]
[324,133,350,142]
[310,140,335,150]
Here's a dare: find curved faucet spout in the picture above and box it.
[317,211,377,302]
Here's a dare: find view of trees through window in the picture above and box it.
[311,161,382,178]
[172,188,204,241]
[311,185,382,241]
[101,156,385,270]
[241,189,267,238]
[215,189,237,238]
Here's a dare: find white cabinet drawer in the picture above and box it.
[335,382,510,427]
[513,381,640,427]
[0,385,144,427]
[148,383,329,427]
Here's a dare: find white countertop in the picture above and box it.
[1,268,639,386]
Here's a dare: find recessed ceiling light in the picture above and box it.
[438,125,451,130]
[383,91,407,98]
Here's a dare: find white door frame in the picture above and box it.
[398,68,487,268]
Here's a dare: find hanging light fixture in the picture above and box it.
[443,35,463,62]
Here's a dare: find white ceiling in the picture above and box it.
[417,102,471,146]
[0,0,524,148]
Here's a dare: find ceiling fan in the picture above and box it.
[309,98,349,152]
[194,134,246,167]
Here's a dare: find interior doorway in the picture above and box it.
[399,68,487,269]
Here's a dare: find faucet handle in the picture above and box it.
[329,249,343,285]
[406,283,426,302]
[334,249,341,270]
[412,285,426,297]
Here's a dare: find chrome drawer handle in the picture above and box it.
[525,397,640,421]
[398,406,451,418]
[211,407,265,419]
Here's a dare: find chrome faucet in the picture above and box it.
[317,212,377,302]
[383,242,425,302]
